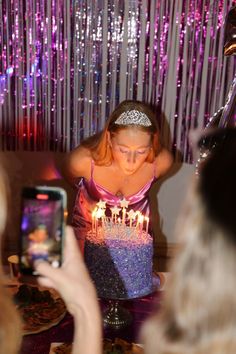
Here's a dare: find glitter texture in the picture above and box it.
[0,1,235,162]
[85,225,153,299]
[114,110,152,126]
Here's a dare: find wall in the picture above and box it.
[152,162,195,243]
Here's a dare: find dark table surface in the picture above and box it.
[20,289,163,354]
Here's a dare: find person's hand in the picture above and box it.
[35,226,99,318]
[35,226,102,354]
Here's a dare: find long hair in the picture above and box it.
[81,100,161,165]
[143,128,236,354]
[0,165,22,354]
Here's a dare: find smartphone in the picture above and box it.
[19,186,67,275]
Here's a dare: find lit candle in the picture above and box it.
[92,208,97,232]
[138,214,144,232]
[96,200,107,209]
[110,206,121,224]
[145,216,149,235]
[127,209,135,227]
[120,198,129,224]
[96,208,105,227]
[95,210,98,235]
[122,208,126,224]
[135,211,141,229]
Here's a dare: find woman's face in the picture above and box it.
[109,128,152,175]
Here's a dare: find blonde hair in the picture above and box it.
[143,180,236,354]
[81,100,161,165]
[142,129,236,354]
[0,165,22,354]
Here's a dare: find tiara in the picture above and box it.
[114,110,152,127]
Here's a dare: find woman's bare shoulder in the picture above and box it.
[65,146,92,179]
[154,148,173,178]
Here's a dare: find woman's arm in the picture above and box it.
[35,226,102,354]
[63,146,92,185]
[154,148,174,178]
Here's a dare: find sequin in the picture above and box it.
[84,225,153,299]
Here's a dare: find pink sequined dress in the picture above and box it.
[72,160,157,243]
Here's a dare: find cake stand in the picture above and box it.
[103,299,132,329]
[102,273,160,329]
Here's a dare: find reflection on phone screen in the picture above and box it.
[20,197,63,271]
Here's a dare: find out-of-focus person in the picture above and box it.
[142,128,236,354]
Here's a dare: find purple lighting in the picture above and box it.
[0,0,235,162]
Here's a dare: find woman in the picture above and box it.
[142,128,236,354]
[37,128,236,354]
[65,100,173,251]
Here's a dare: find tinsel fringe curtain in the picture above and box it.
[0,0,235,162]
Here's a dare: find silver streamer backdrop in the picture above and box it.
[0,0,235,162]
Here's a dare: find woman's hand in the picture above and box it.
[35,226,102,354]
[35,226,97,315]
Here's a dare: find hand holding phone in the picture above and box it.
[19,186,67,275]
[35,226,103,354]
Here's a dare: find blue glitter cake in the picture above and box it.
[84,223,153,299]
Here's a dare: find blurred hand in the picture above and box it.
[35,226,102,354]
[35,226,99,317]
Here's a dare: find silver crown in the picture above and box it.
[114,110,152,127]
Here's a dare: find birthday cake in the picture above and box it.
[84,201,153,299]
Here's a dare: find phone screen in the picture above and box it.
[19,187,66,275]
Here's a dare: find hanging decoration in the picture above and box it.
[0,0,235,162]
[195,4,236,173]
